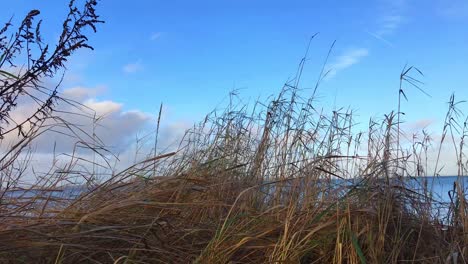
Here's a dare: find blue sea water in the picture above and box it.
[2,176,467,222]
[406,176,468,202]
[2,185,84,199]
[3,177,467,202]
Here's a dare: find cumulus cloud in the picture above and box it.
[1,86,193,156]
[0,84,200,184]
[158,121,193,150]
[33,87,152,154]
[0,86,201,185]
[123,60,143,74]
[83,99,123,116]
[62,86,105,101]
[326,48,369,78]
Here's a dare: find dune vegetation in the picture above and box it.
[1,1,468,263]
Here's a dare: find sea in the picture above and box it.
[2,176,467,224]
[405,176,468,203]
[3,176,467,201]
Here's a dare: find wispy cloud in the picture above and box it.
[367,0,408,46]
[376,15,404,36]
[365,30,394,47]
[437,0,468,19]
[326,48,369,78]
[404,118,435,132]
[123,60,143,74]
[150,32,162,41]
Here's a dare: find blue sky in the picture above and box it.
[1,0,468,142]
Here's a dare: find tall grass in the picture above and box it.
[1,2,468,263]
[0,62,467,263]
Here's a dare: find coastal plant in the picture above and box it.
[0,2,467,264]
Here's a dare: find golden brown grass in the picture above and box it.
[2,1,467,262]
[1,82,467,263]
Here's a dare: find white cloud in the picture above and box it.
[63,72,83,84]
[376,15,404,36]
[365,30,394,47]
[159,121,193,150]
[33,88,152,154]
[62,86,105,101]
[123,60,143,74]
[83,99,122,116]
[1,86,192,158]
[437,0,468,19]
[150,32,162,41]
[326,48,369,78]
[367,0,408,46]
[404,119,435,132]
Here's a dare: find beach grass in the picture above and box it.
[1,81,467,263]
[1,1,468,263]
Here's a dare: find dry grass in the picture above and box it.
[1,80,467,263]
[1,4,467,262]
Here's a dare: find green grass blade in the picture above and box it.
[350,231,366,264]
[0,69,19,79]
